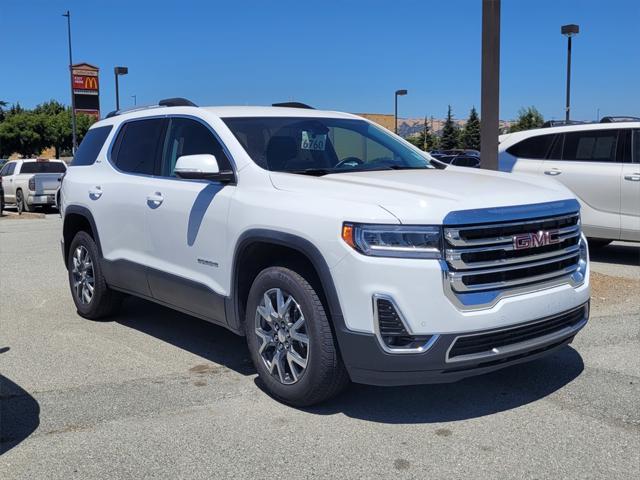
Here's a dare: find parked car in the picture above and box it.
[430,149,480,158]
[0,159,67,214]
[435,154,481,168]
[61,98,590,406]
[0,176,4,216]
[498,121,640,246]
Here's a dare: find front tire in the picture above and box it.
[67,231,122,320]
[245,266,349,406]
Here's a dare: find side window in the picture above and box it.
[72,126,113,166]
[161,118,231,177]
[635,129,640,163]
[112,119,165,175]
[506,134,556,159]
[562,129,618,162]
[2,162,16,176]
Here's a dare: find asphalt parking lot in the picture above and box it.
[1,213,639,479]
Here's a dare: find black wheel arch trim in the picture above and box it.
[62,205,103,267]
[230,229,347,336]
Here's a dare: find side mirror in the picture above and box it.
[174,154,234,183]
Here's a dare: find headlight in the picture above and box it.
[342,223,442,259]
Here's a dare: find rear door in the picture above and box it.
[93,117,167,295]
[144,116,236,322]
[506,133,557,174]
[541,128,622,240]
[621,128,640,241]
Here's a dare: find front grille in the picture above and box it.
[444,212,582,293]
[448,304,587,361]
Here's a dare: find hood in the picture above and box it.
[269,167,575,224]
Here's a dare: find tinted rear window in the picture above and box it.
[113,119,165,175]
[506,134,556,159]
[563,129,618,162]
[72,126,113,166]
[20,162,67,174]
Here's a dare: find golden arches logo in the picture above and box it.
[84,76,98,90]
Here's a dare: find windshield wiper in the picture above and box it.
[286,168,333,176]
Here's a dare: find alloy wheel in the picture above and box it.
[71,246,95,305]
[255,288,309,385]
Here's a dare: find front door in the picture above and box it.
[144,116,236,323]
[541,129,622,240]
[621,129,640,241]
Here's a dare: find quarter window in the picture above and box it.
[562,129,618,162]
[112,119,165,175]
[634,129,640,163]
[161,118,231,177]
[72,126,112,166]
[506,134,557,159]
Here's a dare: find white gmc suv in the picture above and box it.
[60,98,590,406]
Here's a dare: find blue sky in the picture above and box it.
[1,0,638,120]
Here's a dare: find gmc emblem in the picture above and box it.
[513,230,561,250]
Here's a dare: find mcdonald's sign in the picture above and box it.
[73,75,99,92]
[72,63,100,118]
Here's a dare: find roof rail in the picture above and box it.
[159,97,198,107]
[600,116,640,123]
[104,98,198,118]
[272,102,314,109]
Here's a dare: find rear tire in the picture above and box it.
[67,231,123,320]
[16,189,32,213]
[245,266,349,407]
[587,238,612,250]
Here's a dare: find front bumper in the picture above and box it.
[335,302,589,386]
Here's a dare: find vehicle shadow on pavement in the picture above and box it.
[0,374,41,455]
[305,346,584,423]
[590,243,640,267]
[116,297,256,375]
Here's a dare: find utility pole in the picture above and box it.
[480,0,500,170]
[62,10,77,154]
[423,116,428,151]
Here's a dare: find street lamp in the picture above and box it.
[394,89,408,134]
[114,66,129,110]
[561,24,579,122]
[62,10,77,154]
[131,94,137,106]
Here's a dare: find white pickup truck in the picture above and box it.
[0,159,67,213]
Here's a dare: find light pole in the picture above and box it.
[131,94,137,106]
[561,24,579,122]
[114,66,128,110]
[62,10,77,154]
[394,89,408,134]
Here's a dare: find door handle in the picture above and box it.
[146,192,163,208]
[624,174,640,182]
[88,186,102,199]
[544,169,562,176]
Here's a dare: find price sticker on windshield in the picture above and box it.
[301,131,327,151]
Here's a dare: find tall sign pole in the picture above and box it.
[480,0,500,170]
[63,11,78,154]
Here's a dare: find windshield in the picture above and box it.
[222,117,434,175]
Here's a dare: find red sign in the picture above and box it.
[73,75,99,91]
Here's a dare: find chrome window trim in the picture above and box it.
[372,293,439,354]
[105,114,238,184]
[444,303,588,363]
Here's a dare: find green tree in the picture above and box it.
[440,105,459,150]
[0,100,7,122]
[408,116,437,151]
[461,106,481,150]
[508,106,544,132]
[0,111,47,158]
